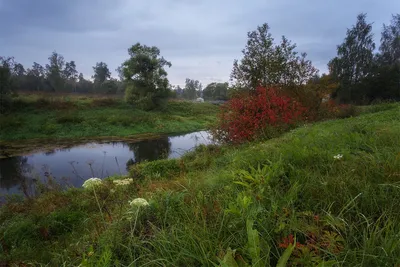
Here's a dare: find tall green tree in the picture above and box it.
[63,61,78,92]
[203,82,229,100]
[45,51,65,92]
[26,62,45,91]
[63,61,78,81]
[328,13,375,103]
[122,43,171,110]
[0,57,15,113]
[364,13,400,101]
[379,14,400,65]
[183,78,202,99]
[231,23,317,90]
[77,73,94,93]
[92,62,111,84]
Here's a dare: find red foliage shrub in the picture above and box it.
[212,87,308,144]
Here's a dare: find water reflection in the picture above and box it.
[0,131,212,197]
[0,156,37,198]
[128,136,171,163]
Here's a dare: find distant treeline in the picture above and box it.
[1,13,399,112]
[0,54,125,95]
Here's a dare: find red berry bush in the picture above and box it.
[212,87,308,144]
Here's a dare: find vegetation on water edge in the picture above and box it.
[1,103,399,266]
[0,95,219,142]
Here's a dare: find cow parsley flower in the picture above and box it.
[333,154,343,160]
[82,178,102,189]
[129,198,149,208]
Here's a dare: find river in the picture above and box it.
[0,131,212,198]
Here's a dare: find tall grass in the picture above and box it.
[0,103,399,266]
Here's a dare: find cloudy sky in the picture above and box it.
[0,0,399,86]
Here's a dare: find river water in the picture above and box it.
[0,131,212,198]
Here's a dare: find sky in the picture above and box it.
[1,0,399,87]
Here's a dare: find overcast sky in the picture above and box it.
[1,0,399,86]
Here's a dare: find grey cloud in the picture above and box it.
[0,0,123,35]
[1,0,399,85]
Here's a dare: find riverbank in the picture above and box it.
[1,102,399,265]
[0,94,219,146]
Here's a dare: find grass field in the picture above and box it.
[1,102,399,266]
[0,94,219,142]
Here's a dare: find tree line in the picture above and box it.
[0,52,122,95]
[0,46,229,111]
[230,13,400,104]
[1,12,399,112]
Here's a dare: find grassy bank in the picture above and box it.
[0,94,219,142]
[0,103,399,266]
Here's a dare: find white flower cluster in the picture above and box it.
[333,154,343,160]
[82,178,102,189]
[129,198,149,208]
[113,178,134,186]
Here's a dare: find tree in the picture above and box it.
[99,79,119,94]
[0,57,14,112]
[231,23,317,90]
[183,78,201,99]
[92,62,111,84]
[361,13,400,102]
[203,82,229,100]
[115,65,124,81]
[122,43,171,110]
[175,85,184,98]
[63,61,78,92]
[45,51,66,92]
[328,13,375,103]
[63,61,78,81]
[13,63,25,77]
[77,73,94,93]
[379,14,400,65]
[26,62,45,91]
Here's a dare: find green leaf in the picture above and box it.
[219,248,240,267]
[246,219,265,267]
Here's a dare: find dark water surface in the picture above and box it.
[0,131,212,197]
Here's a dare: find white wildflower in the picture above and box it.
[129,198,149,208]
[113,178,134,186]
[333,154,343,160]
[82,178,102,189]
